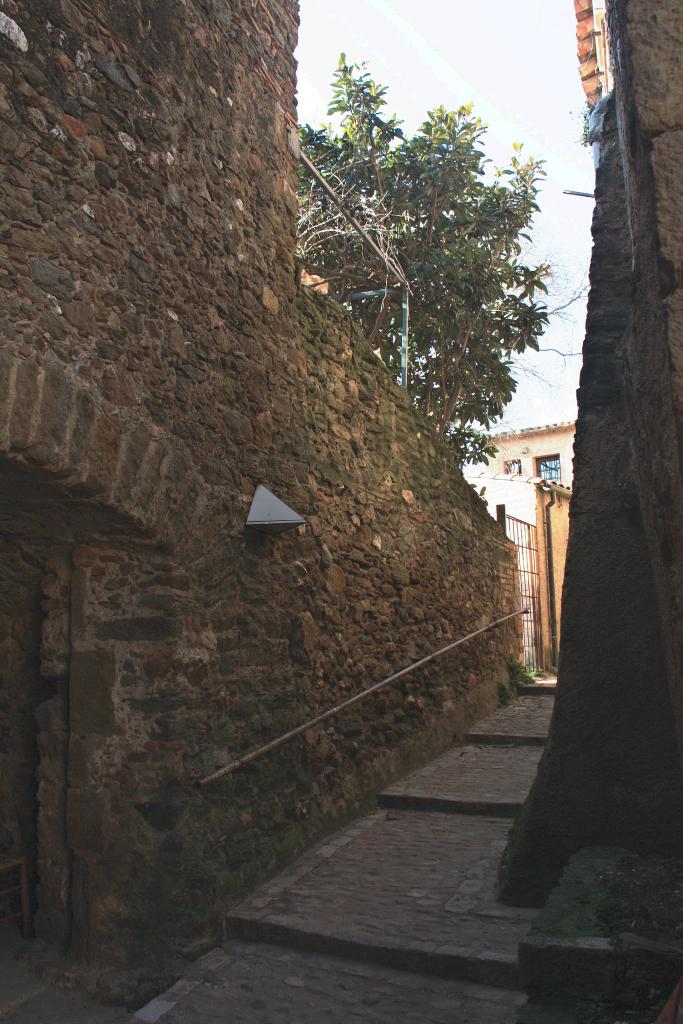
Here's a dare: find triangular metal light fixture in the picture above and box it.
[246,485,307,535]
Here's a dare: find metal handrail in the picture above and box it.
[197,609,527,787]
[299,151,412,388]
[299,151,409,291]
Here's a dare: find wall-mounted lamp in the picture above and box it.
[245,485,307,536]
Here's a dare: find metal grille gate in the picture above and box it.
[505,514,543,670]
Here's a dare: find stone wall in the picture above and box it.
[500,1,683,905]
[0,0,518,986]
[607,0,683,768]
[0,538,47,903]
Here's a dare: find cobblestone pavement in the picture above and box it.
[1,984,129,1024]
[465,696,554,744]
[141,942,527,1024]
[227,810,535,986]
[138,691,551,1021]
[0,928,127,1024]
[2,692,552,1022]
[379,743,543,815]
[517,679,557,696]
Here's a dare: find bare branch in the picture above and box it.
[542,346,582,358]
[297,167,402,290]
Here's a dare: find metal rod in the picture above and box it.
[348,287,410,390]
[563,190,594,198]
[299,151,409,290]
[401,287,410,389]
[348,289,398,299]
[198,609,528,787]
[300,153,411,389]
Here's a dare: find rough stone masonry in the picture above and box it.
[500,0,683,905]
[0,0,518,990]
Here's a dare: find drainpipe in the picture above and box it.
[542,487,559,667]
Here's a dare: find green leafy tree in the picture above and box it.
[298,58,549,463]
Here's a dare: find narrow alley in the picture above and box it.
[3,2,683,1022]
[126,687,554,1024]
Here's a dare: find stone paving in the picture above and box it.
[465,696,553,745]
[379,743,543,815]
[1,690,553,1023]
[132,689,553,1022]
[227,810,536,987]
[517,681,557,696]
[141,942,527,1024]
[0,927,127,1024]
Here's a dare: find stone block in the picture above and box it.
[82,408,124,499]
[28,355,75,468]
[289,611,320,666]
[9,357,42,450]
[36,780,67,837]
[0,349,17,452]
[94,616,180,642]
[37,730,69,765]
[70,568,89,640]
[29,259,75,300]
[324,564,346,594]
[67,788,107,854]
[68,735,102,788]
[66,387,97,479]
[262,285,279,315]
[128,439,167,514]
[69,648,118,736]
[35,695,68,733]
[112,428,152,509]
[652,131,683,277]
[62,301,96,334]
[626,0,683,135]
[519,935,617,1000]
[666,285,683,376]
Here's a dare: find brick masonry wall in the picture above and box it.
[0,0,518,987]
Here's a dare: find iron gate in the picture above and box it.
[505,514,543,670]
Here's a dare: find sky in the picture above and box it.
[295,0,596,432]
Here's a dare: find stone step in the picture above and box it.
[518,848,683,1008]
[517,683,557,696]
[226,810,537,991]
[0,925,128,1023]
[0,926,46,1020]
[378,744,543,817]
[465,696,554,747]
[1,986,128,1024]
[465,733,547,748]
[131,941,528,1023]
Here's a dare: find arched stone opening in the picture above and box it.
[0,353,200,960]
[0,456,150,949]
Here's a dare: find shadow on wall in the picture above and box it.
[499,92,683,908]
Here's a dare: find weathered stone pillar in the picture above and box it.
[608,0,683,767]
[34,558,72,947]
[499,94,683,905]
